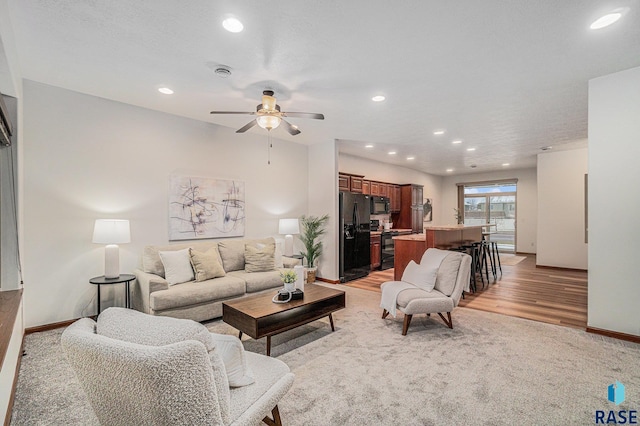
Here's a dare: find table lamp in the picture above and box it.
[93,219,130,279]
[279,218,299,257]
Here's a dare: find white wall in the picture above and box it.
[536,147,588,269]
[441,168,537,253]
[22,80,310,327]
[308,141,338,281]
[588,66,640,337]
[338,154,444,224]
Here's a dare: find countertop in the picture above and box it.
[394,225,485,241]
[371,228,412,237]
[423,224,485,230]
[393,233,426,241]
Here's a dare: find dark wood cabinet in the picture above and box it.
[370,234,381,270]
[338,174,350,191]
[395,184,424,233]
[379,183,389,197]
[390,185,401,213]
[350,176,364,193]
[338,173,365,193]
[362,180,370,195]
[370,181,380,196]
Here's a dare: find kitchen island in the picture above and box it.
[393,225,483,280]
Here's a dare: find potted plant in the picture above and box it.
[299,214,329,283]
[280,269,297,292]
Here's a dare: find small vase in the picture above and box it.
[284,282,295,292]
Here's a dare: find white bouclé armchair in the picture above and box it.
[61,308,294,426]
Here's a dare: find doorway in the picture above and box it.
[461,182,516,253]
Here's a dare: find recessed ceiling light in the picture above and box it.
[158,87,174,95]
[433,130,445,135]
[502,163,510,166]
[446,168,453,172]
[214,67,232,78]
[388,151,396,155]
[406,156,415,160]
[222,17,244,33]
[590,12,623,30]
[466,147,476,151]
[372,95,386,102]
[365,144,374,148]
[452,140,462,144]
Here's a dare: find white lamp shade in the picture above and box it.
[92,219,131,244]
[279,218,300,235]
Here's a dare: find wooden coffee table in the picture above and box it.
[222,284,346,356]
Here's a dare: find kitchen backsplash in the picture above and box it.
[371,214,391,230]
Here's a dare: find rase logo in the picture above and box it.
[595,381,637,424]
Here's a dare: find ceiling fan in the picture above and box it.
[210,90,324,135]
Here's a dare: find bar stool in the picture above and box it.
[449,246,476,294]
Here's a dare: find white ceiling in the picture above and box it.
[6,0,640,175]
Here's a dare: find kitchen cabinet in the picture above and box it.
[338,173,365,193]
[370,234,381,270]
[379,183,389,197]
[362,180,371,195]
[350,176,364,193]
[395,184,424,233]
[390,185,401,213]
[370,181,380,196]
[338,174,350,191]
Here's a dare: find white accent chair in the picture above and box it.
[61,308,294,426]
[381,250,471,335]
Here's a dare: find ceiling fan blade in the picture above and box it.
[210,111,256,115]
[236,120,258,133]
[281,112,325,120]
[281,119,302,136]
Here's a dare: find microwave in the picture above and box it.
[370,196,390,214]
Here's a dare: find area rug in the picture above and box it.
[499,254,526,266]
[10,284,640,425]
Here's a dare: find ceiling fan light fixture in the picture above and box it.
[262,94,277,111]
[256,115,281,131]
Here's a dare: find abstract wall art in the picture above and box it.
[169,175,245,240]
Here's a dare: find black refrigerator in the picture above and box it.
[339,191,371,282]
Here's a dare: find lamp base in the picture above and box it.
[284,234,294,257]
[104,244,120,279]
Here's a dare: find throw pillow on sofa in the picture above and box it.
[244,243,275,272]
[159,248,195,285]
[189,247,226,282]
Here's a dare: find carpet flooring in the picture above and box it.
[10,284,640,425]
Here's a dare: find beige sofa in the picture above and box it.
[132,237,301,322]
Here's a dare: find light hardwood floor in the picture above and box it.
[344,254,588,329]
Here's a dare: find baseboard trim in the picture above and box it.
[316,277,340,284]
[515,251,535,255]
[25,318,80,335]
[586,327,640,344]
[4,336,25,426]
[536,264,588,272]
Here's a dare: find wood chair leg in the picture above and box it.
[382,309,389,319]
[402,314,413,335]
[263,405,282,426]
[437,312,453,329]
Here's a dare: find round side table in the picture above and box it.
[89,274,136,315]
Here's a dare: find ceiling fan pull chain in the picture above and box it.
[267,131,272,165]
